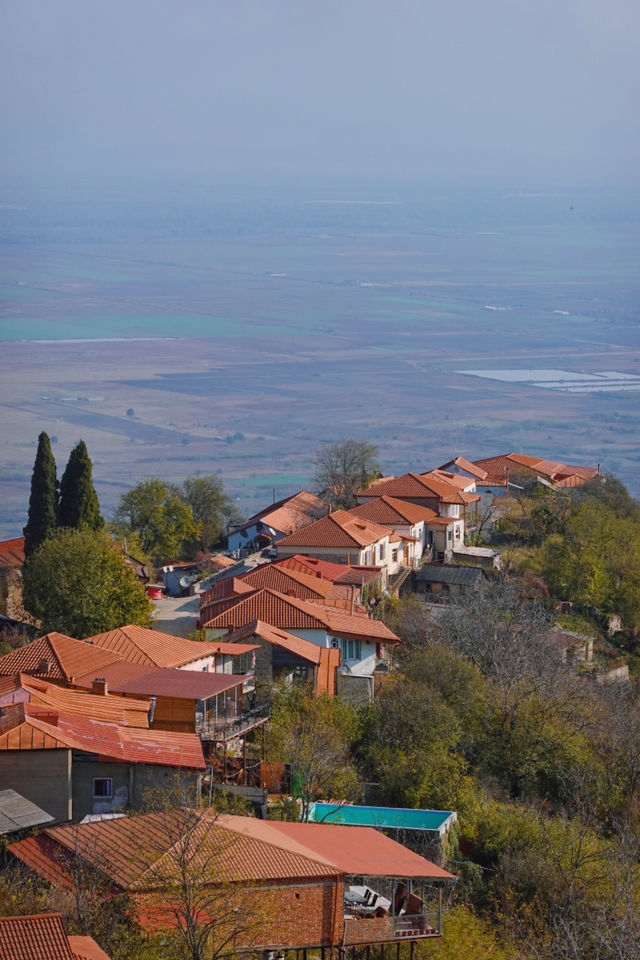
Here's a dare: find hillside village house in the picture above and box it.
[439,453,599,501]
[274,510,406,574]
[201,587,400,702]
[347,495,460,564]
[227,490,329,554]
[10,811,455,950]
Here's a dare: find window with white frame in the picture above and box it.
[340,638,362,661]
[93,778,113,799]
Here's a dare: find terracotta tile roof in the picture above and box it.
[68,935,112,960]
[10,810,452,895]
[422,469,477,492]
[209,553,237,569]
[0,537,26,569]
[203,588,400,644]
[472,453,598,488]
[438,456,489,480]
[239,564,341,600]
[82,625,229,669]
[0,633,122,684]
[0,703,206,769]
[0,913,77,960]
[276,510,392,550]
[224,620,324,665]
[0,673,150,727]
[113,668,248,701]
[229,491,329,538]
[348,496,440,526]
[275,555,383,585]
[358,473,479,505]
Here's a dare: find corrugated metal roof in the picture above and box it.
[0,674,150,728]
[113,668,247,701]
[0,703,206,769]
[415,565,484,586]
[0,789,54,835]
[0,913,76,960]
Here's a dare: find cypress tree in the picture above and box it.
[58,440,104,530]
[23,431,58,556]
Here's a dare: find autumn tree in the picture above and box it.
[267,684,362,820]
[22,527,153,636]
[111,478,198,564]
[313,437,380,509]
[58,440,104,531]
[23,431,58,556]
[180,475,238,552]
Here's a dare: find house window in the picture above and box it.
[379,542,386,561]
[447,529,453,541]
[341,638,362,661]
[455,526,461,539]
[93,778,113,799]
[392,548,398,562]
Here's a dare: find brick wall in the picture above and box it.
[236,879,344,950]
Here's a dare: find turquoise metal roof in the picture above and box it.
[308,803,455,832]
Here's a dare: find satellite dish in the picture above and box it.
[179,576,191,589]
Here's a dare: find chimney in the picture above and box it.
[37,659,52,673]
[92,678,108,696]
[350,585,356,616]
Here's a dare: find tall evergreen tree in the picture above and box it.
[58,440,104,530]
[23,431,58,556]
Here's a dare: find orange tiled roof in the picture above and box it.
[0,673,150,727]
[203,588,399,643]
[422,469,477,491]
[83,625,230,669]
[0,633,123,684]
[68,935,112,960]
[358,473,479,505]
[472,453,598,488]
[0,537,26,570]
[275,554,382,584]
[0,913,77,960]
[10,809,452,895]
[0,703,206,769]
[229,491,329,538]
[437,456,489,480]
[239,564,342,600]
[224,620,324,665]
[276,510,392,550]
[348,496,441,526]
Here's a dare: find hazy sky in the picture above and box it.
[1,0,638,184]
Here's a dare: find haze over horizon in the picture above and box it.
[1,0,638,186]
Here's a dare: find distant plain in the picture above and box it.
[1,179,638,539]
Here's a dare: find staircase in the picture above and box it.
[388,566,413,596]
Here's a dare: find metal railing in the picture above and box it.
[392,913,441,938]
[196,702,270,741]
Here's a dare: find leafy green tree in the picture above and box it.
[111,478,199,564]
[180,475,238,552]
[267,684,362,820]
[313,437,380,509]
[22,527,153,636]
[23,431,58,556]
[58,440,104,531]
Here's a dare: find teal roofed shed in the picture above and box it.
[308,803,457,838]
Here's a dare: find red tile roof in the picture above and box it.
[472,453,598,488]
[224,620,324,665]
[10,810,453,895]
[68,935,112,960]
[82,625,230,669]
[229,491,329,538]
[437,456,489,480]
[0,633,122,684]
[0,913,78,960]
[203,588,400,644]
[275,555,383,585]
[348,496,441,526]
[0,673,150,727]
[0,703,206,769]
[276,510,392,550]
[422,469,477,492]
[0,537,26,570]
[357,473,479,505]
[113,668,248,701]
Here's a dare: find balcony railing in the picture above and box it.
[343,913,440,945]
[392,913,441,938]
[196,702,270,741]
